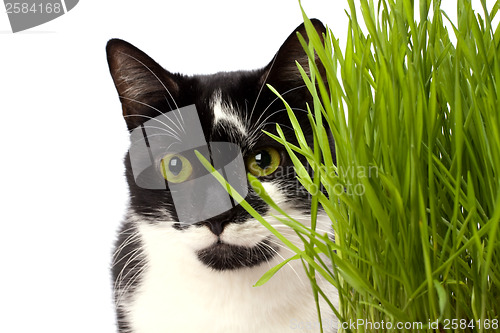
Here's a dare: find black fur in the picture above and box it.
[197,239,279,271]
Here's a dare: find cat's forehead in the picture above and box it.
[209,89,248,137]
[188,70,288,152]
[202,87,283,153]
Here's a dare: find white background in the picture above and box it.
[0,1,493,332]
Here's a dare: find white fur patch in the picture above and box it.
[211,90,248,136]
[122,181,338,333]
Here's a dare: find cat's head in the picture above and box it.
[107,20,330,271]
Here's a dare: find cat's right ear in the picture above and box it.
[106,39,180,131]
[261,19,327,90]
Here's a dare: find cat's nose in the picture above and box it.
[205,221,228,236]
[202,210,235,236]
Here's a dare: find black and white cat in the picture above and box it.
[107,19,338,333]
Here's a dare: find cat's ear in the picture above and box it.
[106,39,180,130]
[263,19,326,89]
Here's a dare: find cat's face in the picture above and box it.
[107,20,328,271]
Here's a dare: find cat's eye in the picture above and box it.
[246,147,281,177]
[160,154,193,183]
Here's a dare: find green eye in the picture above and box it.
[160,154,193,183]
[246,147,281,177]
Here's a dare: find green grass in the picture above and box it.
[253,0,500,332]
[197,1,499,331]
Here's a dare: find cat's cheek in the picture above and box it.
[137,222,216,253]
[260,181,301,220]
[221,221,269,247]
[178,226,218,251]
[261,181,288,206]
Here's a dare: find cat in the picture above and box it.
[107,19,338,333]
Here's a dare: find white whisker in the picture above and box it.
[259,241,305,287]
[249,54,278,123]
[117,51,180,111]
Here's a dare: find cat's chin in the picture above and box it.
[196,239,278,271]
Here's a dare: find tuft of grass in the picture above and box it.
[253,0,500,332]
[197,1,499,331]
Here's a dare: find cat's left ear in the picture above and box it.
[263,19,326,88]
[106,39,181,131]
